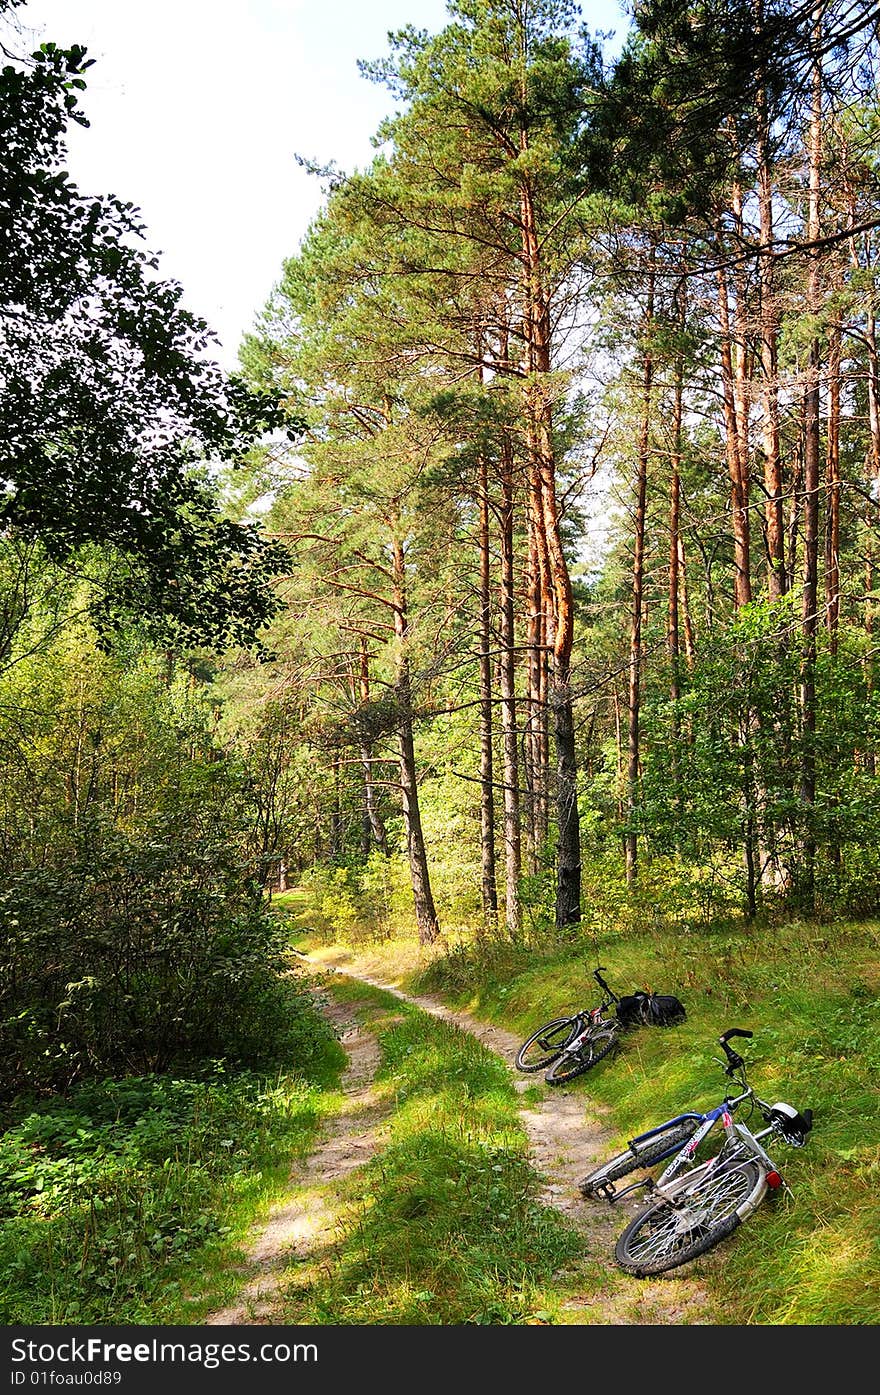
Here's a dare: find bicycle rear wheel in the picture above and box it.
[544,1023,619,1085]
[515,1017,579,1072]
[614,1156,765,1276]
[578,1118,701,1198]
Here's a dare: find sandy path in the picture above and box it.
[205,995,391,1325]
[205,953,716,1326]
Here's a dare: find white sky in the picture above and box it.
[16,0,630,371]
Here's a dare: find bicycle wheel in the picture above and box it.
[578,1118,701,1198]
[544,1023,619,1085]
[515,1017,579,1072]
[613,1156,765,1276]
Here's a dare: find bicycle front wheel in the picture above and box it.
[544,1024,619,1085]
[579,1118,701,1199]
[614,1157,765,1276]
[515,1017,579,1072]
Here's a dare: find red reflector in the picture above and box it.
[766,1170,783,1189]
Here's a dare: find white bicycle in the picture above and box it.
[609,1028,813,1276]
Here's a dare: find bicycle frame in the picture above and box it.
[654,1108,783,1204]
[553,1003,618,1058]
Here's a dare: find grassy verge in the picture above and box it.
[0,1002,346,1324]
[284,900,880,1326]
[267,977,599,1325]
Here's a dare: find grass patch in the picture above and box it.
[0,1014,346,1323]
[269,986,589,1325]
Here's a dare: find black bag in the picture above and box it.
[616,991,651,1028]
[644,992,687,1027]
[616,990,686,1029]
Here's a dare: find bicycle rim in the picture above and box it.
[544,1024,619,1085]
[515,1017,579,1072]
[614,1158,764,1276]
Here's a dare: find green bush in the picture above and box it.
[0,815,326,1098]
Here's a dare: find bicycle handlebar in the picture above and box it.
[718,1026,753,1076]
[593,967,619,1003]
[719,1028,753,1044]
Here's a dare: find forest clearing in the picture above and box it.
[2,0,879,1339]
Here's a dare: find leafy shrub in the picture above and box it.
[0,1064,337,1323]
[0,814,330,1097]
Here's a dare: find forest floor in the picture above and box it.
[205,946,721,1326]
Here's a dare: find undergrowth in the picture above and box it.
[0,1008,345,1324]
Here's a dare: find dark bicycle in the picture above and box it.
[515,967,623,1084]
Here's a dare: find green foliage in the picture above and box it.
[0,612,321,1096]
[295,855,414,943]
[0,1055,343,1323]
[0,837,327,1095]
[0,17,293,651]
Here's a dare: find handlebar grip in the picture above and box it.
[719,1028,753,1044]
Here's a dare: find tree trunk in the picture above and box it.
[668,306,684,825]
[799,6,824,912]
[330,754,341,858]
[626,252,655,887]
[717,265,752,608]
[478,450,499,923]
[520,170,580,926]
[524,519,543,873]
[499,433,522,936]
[825,318,841,652]
[359,640,390,857]
[755,43,786,600]
[678,537,697,667]
[391,525,440,944]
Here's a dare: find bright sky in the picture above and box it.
[16,0,630,371]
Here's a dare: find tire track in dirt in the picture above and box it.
[205,995,392,1325]
[206,951,717,1326]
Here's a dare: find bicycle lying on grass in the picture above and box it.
[514,967,623,1084]
[578,1027,813,1276]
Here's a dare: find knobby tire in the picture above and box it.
[544,1024,619,1085]
[579,1119,701,1198]
[613,1157,765,1276]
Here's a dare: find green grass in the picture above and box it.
[400,917,880,1325]
[0,1030,346,1324]
[266,981,594,1325]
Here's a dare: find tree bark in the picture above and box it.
[391,524,440,944]
[825,318,842,652]
[626,251,655,887]
[520,165,580,926]
[799,4,824,911]
[478,449,499,922]
[524,518,543,873]
[755,28,786,600]
[499,433,522,936]
[717,265,752,608]
[359,639,390,857]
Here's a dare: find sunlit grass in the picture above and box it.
[290,910,879,1326]
[269,988,591,1325]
